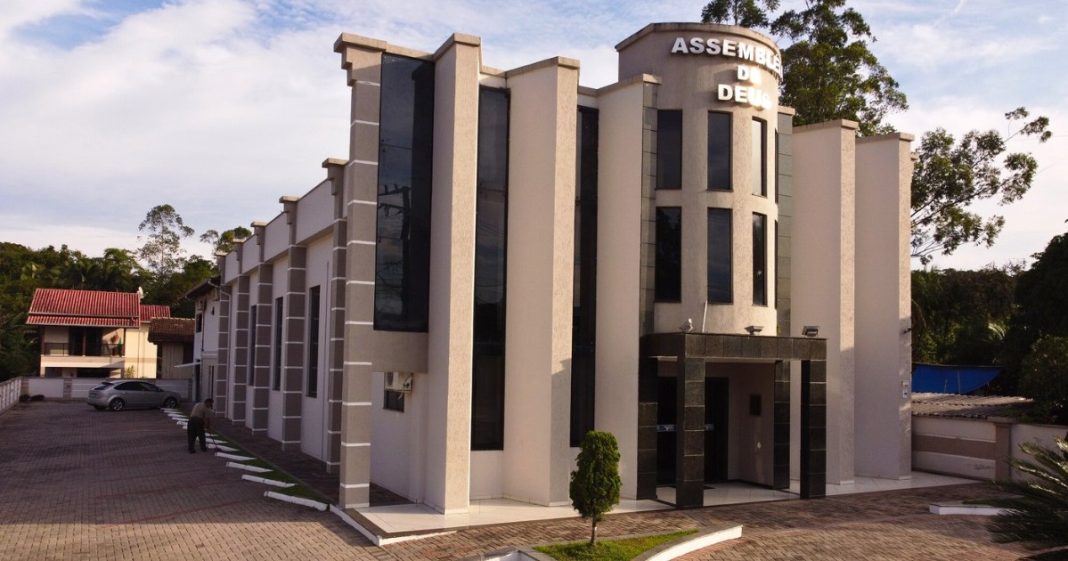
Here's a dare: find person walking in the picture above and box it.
[187,398,214,453]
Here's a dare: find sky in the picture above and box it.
[0,0,1065,270]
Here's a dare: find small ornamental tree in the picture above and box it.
[569,431,622,546]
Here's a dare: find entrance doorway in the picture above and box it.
[655,375,729,487]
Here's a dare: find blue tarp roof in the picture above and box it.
[911,363,1001,394]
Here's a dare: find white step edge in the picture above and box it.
[216,452,255,461]
[213,444,238,453]
[227,461,272,474]
[329,505,455,546]
[637,524,743,561]
[241,474,294,488]
[929,503,1010,516]
[264,490,329,511]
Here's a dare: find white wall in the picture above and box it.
[370,371,427,502]
[301,236,331,460]
[296,181,334,242]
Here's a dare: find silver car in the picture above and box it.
[87,380,181,411]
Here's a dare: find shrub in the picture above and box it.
[989,437,1068,556]
[569,431,622,546]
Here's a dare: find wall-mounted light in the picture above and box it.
[745,325,763,336]
[802,325,820,337]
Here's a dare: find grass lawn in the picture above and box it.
[209,433,331,504]
[535,529,697,561]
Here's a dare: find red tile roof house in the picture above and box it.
[27,288,171,378]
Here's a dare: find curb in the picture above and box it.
[216,452,255,461]
[329,505,456,546]
[929,502,1010,516]
[226,461,272,473]
[265,490,330,511]
[241,474,295,488]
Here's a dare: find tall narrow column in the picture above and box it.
[636,354,659,500]
[801,359,827,498]
[791,120,856,485]
[214,280,231,414]
[335,34,384,509]
[425,34,480,514]
[281,245,306,451]
[772,360,790,489]
[854,133,914,479]
[675,349,705,508]
[323,158,348,474]
[230,275,250,422]
[250,264,274,433]
[502,57,579,506]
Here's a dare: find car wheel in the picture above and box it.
[109,398,125,412]
[163,397,177,409]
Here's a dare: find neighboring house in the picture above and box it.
[148,318,195,380]
[186,277,222,403]
[205,22,915,513]
[27,288,171,378]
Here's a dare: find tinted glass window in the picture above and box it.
[708,208,733,304]
[752,118,767,197]
[655,207,682,302]
[117,382,140,391]
[375,54,434,332]
[753,213,768,306]
[571,106,598,446]
[656,110,682,190]
[384,389,405,412]
[272,297,283,391]
[708,112,731,190]
[471,87,509,451]
[306,285,321,398]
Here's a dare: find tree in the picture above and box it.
[200,226,251,255]
[911,108,1052,264]
[702,0,907,135]
[989,437,1068,556]
[701,0,780,28]
[137,204,194,277]
[770,0,907,135]
[569,431,622,546]
[1018,336,1068,424]
[1001,231,1068,394]
[911,267,1016,366]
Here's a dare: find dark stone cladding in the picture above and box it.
[637,332,827,505]
[643,332,826,361]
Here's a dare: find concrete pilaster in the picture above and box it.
[335,37,383,509]
[424,35,480,514]
[323,158,347,474]
[230,276,250,422]
[501,57,579,506]
[281,246,306,451]
[250,265,274,433]
[214,285,231,414]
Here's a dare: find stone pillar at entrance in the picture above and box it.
[675,355,705,508]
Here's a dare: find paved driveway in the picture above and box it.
[0,401,1032,561]
[0,401,387,561]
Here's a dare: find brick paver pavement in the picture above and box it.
[0,401,1036,561]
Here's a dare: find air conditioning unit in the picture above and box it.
[384,371,413,393]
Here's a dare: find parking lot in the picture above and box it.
[0,401,1031,561]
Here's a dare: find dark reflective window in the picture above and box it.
[708,208,732,304]
[753,213,768,306]
[384,389,405,412]
[306,285,320,398]
[272,297,283,390]
[375,54,434,332]
[472,87,509,451]
[655,207,682,302]
[708,112,731,190]
[752,118,767,197]
[657,110,682,190]
[571,106,598,447]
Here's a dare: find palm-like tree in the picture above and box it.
[989,437,1068,558]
